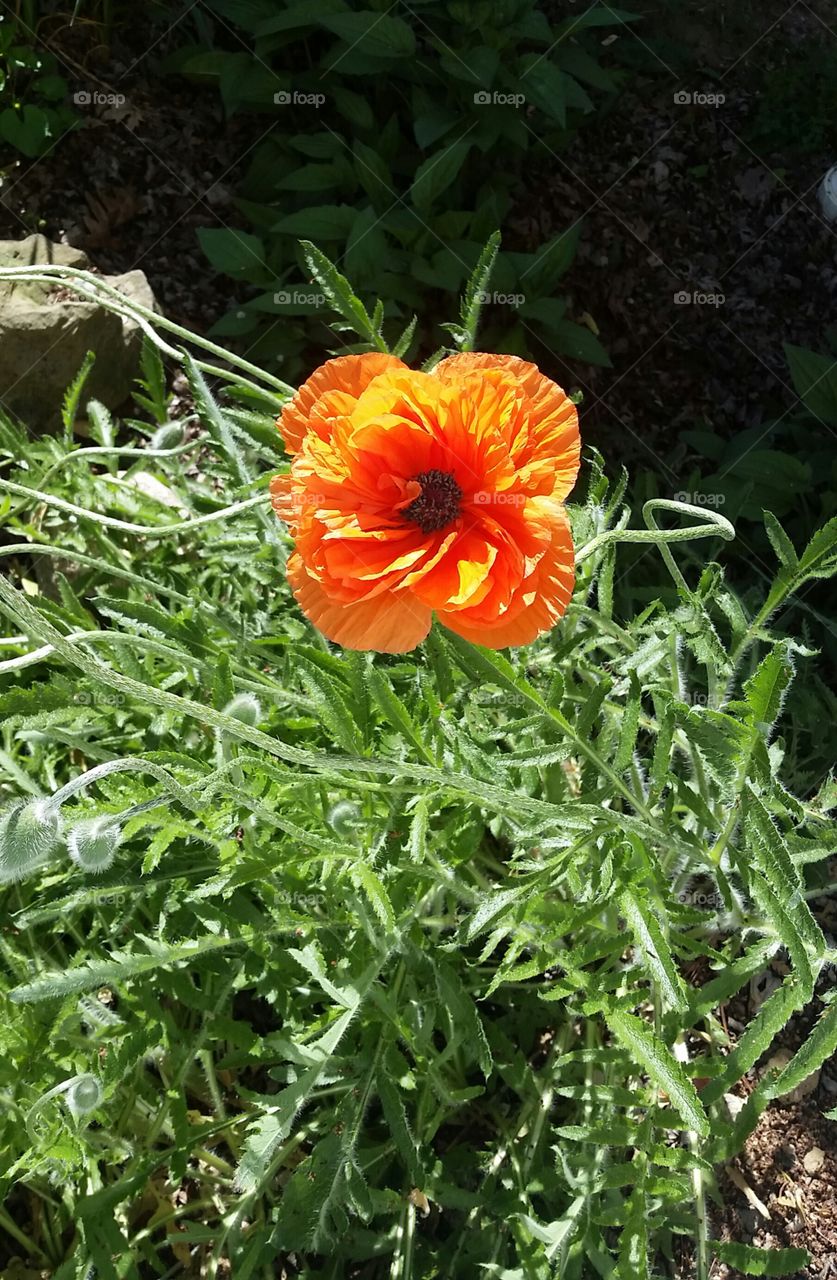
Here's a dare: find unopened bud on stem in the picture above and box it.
[0,799,62,882]
[150,422,183,451]
[223,693,261,726]
[67,816,123,874]
[327,800,362,837]
[66,1074,103,1118]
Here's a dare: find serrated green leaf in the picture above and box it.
[620,890,687,1011]
[711,1242,810,1276]
[604,1009,708,1135]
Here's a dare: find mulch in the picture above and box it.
[699,885,837,1280]
[0,14,255,332]
[510,0,837,471]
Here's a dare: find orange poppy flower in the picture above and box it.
[270,352,580,653]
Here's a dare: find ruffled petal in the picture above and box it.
[287,553,432,653]
[277,353,406,456]
[437,505,575,648]
[435,352,580,501]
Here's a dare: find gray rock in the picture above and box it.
[0,234,160,430]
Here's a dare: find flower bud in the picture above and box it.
[327,800,362,837]
[223,693,261,726]
[150,422,183,450]
[0,799,62,882]
[66,1074,103,1118]
[67,816,122,874]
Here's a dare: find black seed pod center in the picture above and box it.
[403,469,462,533]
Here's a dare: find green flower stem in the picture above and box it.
[130,1198,220,1248]
[454,1031,568,1274]
[0,476,269,539]
[730,594,787,666]
[668,633,717,838]
[50,758,201,813]
[205,1132,312,1280]
[36,437,197,491]
[575,499,735,575]
[0,574,684,846]
[0,542,195,606]
[675,1037,709,1280]
[0,629,202,676]
[0,264,294,397]
[0,543,300,692]
[0,628,309,711]
[391,1201,417,1280]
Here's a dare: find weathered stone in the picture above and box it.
[0,234,159,430]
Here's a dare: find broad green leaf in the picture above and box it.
[61,350,96,440]
[300,239,377,343]
[701,978,806,1104]
[618,1184,649,1280]
[519,55,567,125]
[350,861,395,933]
[320,11,416,58]
[366,664,433,763]
[376,1071,421,1182]
[784,342,837,425]
[711,1242,810,1276]
[741,642,793,729]
[197,227,266,278]
[762,511,797,569]
[297,655,365,755]
[10,935,245,1003]
[410,140,471,213]
[449,230,501,352]
[770,996,837,1099]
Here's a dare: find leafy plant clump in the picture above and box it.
[0,12,76,159]
[0,249,836,1279]
[165,0,631,374]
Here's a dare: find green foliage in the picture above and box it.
[0,256,835,1278]
[634,336,837,791]
[746,43,837,155]
[0,14,77,159]
[165,0,633,373]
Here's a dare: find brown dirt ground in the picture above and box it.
[699,883,837,1280]
[512,0,837,473]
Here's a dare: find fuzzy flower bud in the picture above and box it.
[67,816,122,874]
[223,693,261,726]
[0,799,62,882]
[327,800,362,837]
[66,1074,103,1118]
[150,422,183,450]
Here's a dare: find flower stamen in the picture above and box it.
[403,469,462,533]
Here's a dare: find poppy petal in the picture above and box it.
[437,505,575,648]
[435,352,580,501]
[287,553,432,653]
[278,353,406,456]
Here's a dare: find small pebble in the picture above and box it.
[803,1147,825,1174]
[775,1144,796,1170]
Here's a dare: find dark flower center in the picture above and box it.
[403,468,462,534]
